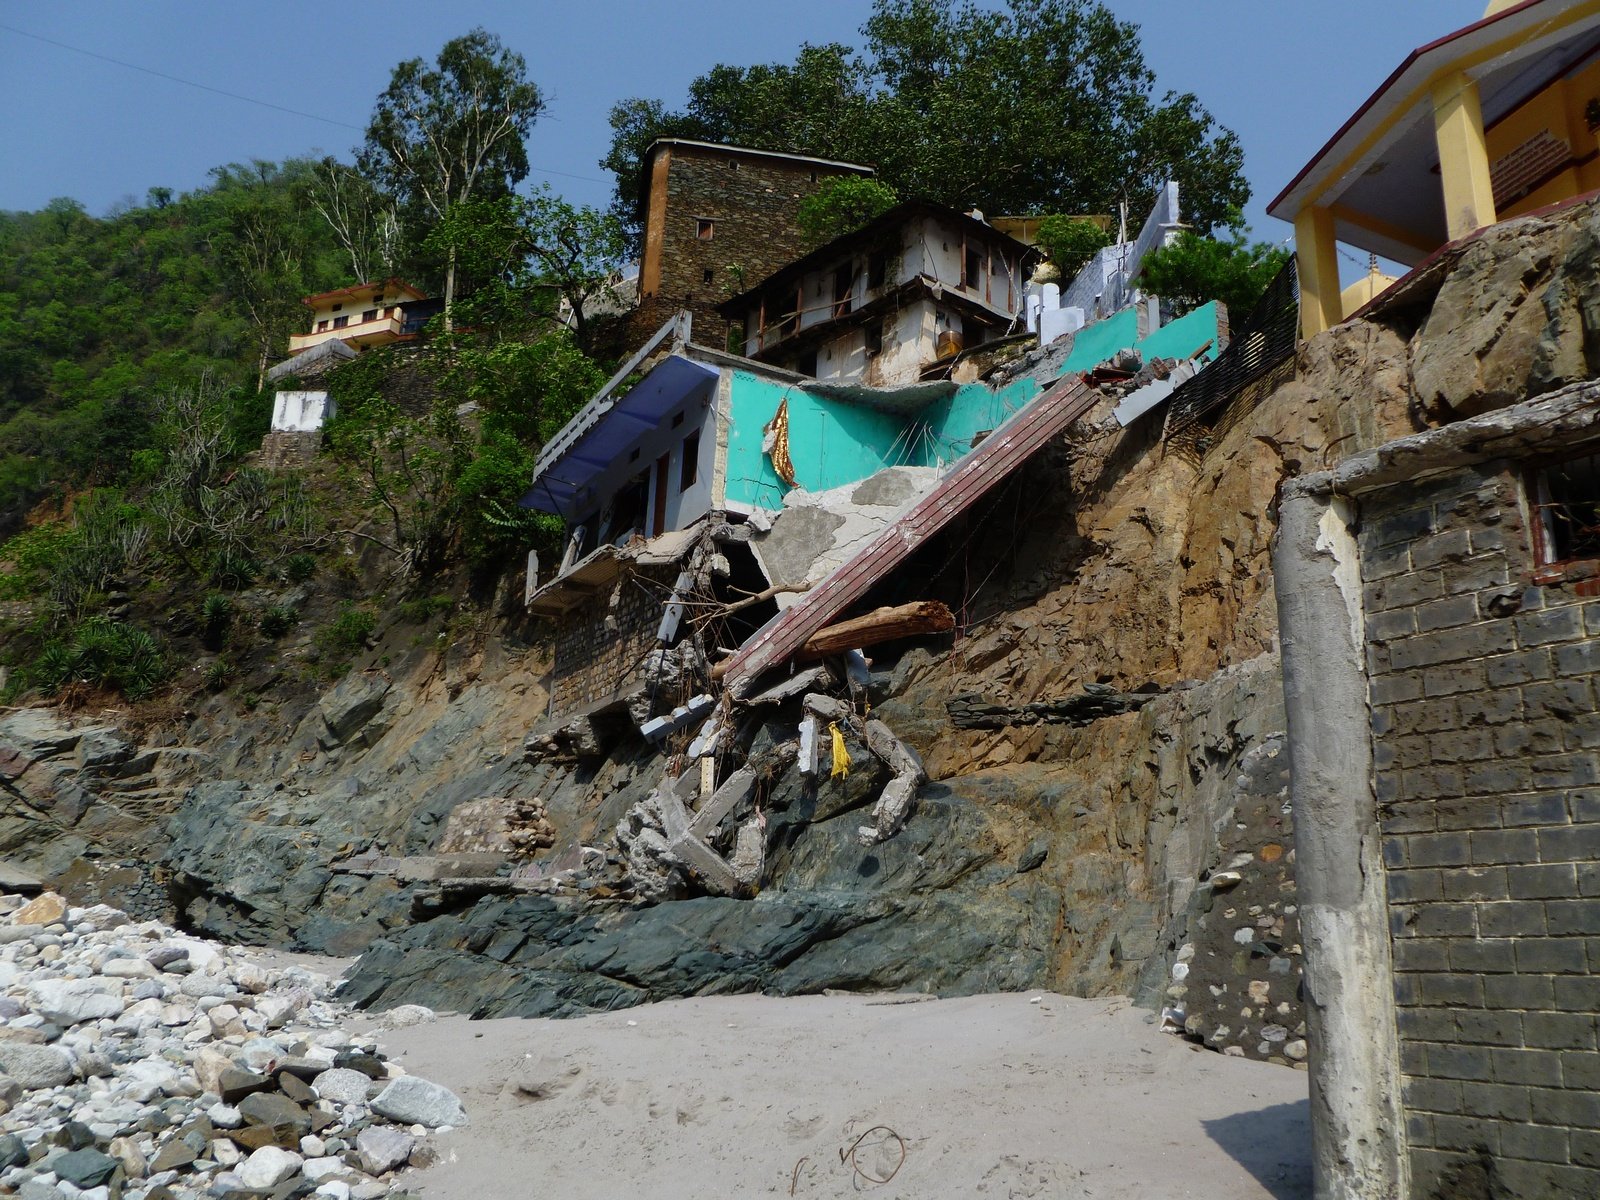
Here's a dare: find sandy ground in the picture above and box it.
[363,992,1311,1200]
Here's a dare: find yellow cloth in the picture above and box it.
[828,722,851,779]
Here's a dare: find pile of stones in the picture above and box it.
[0,891,465,1199]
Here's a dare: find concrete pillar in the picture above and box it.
[1273,480,1406,1200]
[1294,205,1344,341]
[1432,71,1497,242]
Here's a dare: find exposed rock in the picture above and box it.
[311,1068,372,1105]
[11,890,67,925]
[356,1125,414,1174]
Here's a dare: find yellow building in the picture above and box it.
[1270,0,1600,339]
[286,279,428,354]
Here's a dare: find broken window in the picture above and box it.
[868,252,888,290]
[864,320,884,357]
[795,349,819,377]
[1531,452,1600,565]
[964,248,981,289]
[680,431,701,492]
[696,218,715,240]
[833,264,854,317]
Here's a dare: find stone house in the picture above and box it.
[719,201,1038,387]
[628,140,876,352]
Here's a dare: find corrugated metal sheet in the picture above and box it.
[722,373,1101,697]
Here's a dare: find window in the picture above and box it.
[868,252,888,290]
[832,264,854,317]
[1531,452,1600,566]
[808,170,818,183]
[331,303,343,312]
[362,309,378,323]
[795,349,819,377]
[964,248,981,289]
[316,320,329,333]
[696,218,715,240]
[703,268,714,284]
[864,320,884,357]
[671,410,685,429]
[680,431,701,491]
[332,315,348,329]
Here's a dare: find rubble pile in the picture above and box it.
[0,892,464,1200]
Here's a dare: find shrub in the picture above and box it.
[397,594,454,624]
[259,605,297,638]
[1035,215,1112,280]
[27,617,169,700]
[199,593,232,650]
[209,549,257,590]
[203,658,233,693]
[285,553,316,582]
[797,177,900,246]
[321,604,376,654]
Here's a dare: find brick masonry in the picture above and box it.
[1359,461,1600,1196]
[639,145,869,351]
[550,563,679,717]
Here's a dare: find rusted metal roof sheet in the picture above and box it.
[722,372,1101,698]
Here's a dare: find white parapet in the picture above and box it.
[271,391,335,433]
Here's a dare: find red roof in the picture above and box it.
[301,277,427,309]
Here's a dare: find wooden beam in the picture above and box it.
[800,600,954,658]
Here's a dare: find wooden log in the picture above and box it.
[799,601,954,658]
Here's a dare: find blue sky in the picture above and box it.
[1,1,1473,259]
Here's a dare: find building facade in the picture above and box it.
[287,279,429,355]
[721,202,1037,388]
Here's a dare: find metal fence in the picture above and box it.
[1163,255,1300,438]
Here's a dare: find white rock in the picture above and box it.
[314,1183,352,1200]
[0,1042,74,1089]
[301,1156,348,1182]
[311,1069,371,1105]
[237,1146,302,1189]
[211,1138,241,1167]
[207,1104,243,1129]
[27,978,123,1026]
[355,1125,413,1174]
[300,1135,326,1158]
[377,1004,435,1030]
[371,1076,467,1128]
[100,959,155,980]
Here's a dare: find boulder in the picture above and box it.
[310,1068,372,1105]
[52,1148,121,1189]
[238,1089,311,1135]
[370,1076,468,1128]
[12,891,67,925]
[237,1146,303,1190]
[0,1042,74,1089]
[355,1125,414,1174]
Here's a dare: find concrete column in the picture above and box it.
[1294,206,1344,341]
[1273,480,1405,1200]
[1432,71,1497,242]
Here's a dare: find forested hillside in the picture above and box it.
[0,161,358,529]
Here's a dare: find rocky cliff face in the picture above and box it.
[12,196,1595,1060]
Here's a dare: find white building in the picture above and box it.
[720,201,1037,387]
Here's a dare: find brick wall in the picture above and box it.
[643,146,865,350]
[1360,462,1600,1196]
[549,563,679,717]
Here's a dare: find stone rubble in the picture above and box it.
[0,891,461,1200]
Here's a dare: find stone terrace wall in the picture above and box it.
[1360,460,1600,1197]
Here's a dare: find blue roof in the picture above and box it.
[520,354,720,519]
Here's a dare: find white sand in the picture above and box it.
[369,992,1311,1199]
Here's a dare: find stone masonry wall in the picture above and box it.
[1360,460,1600,1197]
[646,146,865,350]
[550,564,679,717]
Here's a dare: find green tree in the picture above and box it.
[1034,215,1111,279]
[358,29,545,327]
[1136,231,1291,317]
[603,0,1249,240]
[796,177,900,246]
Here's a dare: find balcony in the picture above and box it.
[287,313,406,354]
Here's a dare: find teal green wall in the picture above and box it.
[723,370,1042,509]
[721,301,1219,510]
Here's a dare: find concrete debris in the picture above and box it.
[803,694,927,847]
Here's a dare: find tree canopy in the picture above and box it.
[359,28,545,322]
[603,0,1249,243]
